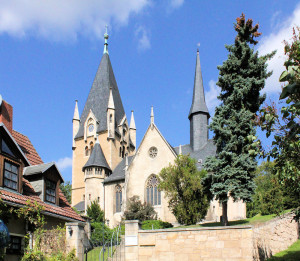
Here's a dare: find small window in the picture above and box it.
[85,146,89,156]
[97,197,100,202]
[90,142,94,154]
[89,194,91,200]
[3,161,18,191]
[45,179,56,204]
[6,236,22,255]
[146,175,161,206]
[110,114,112,123]
[83,194,85,200]
[115,185,122,213]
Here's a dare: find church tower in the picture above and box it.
[188,49,210,151]
[71,29,135,207]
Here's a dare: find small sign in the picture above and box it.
[125,235,138,246]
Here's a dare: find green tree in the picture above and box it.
[257,27,300,219]
[158,154,210,225]
[203,14,274,226]
[123,196,157,221]
[86,200,104,223]
[59,181,72,204]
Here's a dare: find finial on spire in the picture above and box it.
[103,25,109,54]
[129,110,136,130]
[108,87,115,109]
[73,100,80,121]
[179,144,182,155]
[150,106,154,126]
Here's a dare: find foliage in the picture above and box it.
[257,27,300,220]
[247,162,300,218]
[141,220,173,230]
[203,13,274,225]
[21,249,78,261]
[158,154,210,225]
[86,200,104,223]
[267,239,300,260]
[90,222,114,245]
[0,195,14,225]
[123,196,157,222]
[60,181,72,204]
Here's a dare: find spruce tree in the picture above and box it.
[204,14,274,226]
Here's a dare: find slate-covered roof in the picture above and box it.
[174,140,216,170]
[104,156,133,183]
[73,201,85,212]
[83,142,111,171]
[0,179,85,222]
[12,130,43,165]
[24,162,64,183]
[188,50,209,119]
[75,53,125,139]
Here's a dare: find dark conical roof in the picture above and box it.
[83,142,111,171]
[75,53,125,139]
[188,50,209,119]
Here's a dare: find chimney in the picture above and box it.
[0,99,13,133]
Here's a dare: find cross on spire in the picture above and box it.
[103,25,109,54]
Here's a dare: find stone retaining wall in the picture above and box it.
[253,213,299,260]
[125,213,299,261]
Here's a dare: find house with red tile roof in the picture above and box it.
[0,98,86,260]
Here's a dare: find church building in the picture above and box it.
[71,31,246,227]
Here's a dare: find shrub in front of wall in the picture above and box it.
[141,220,173,230]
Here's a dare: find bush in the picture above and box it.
[141,220,173,230]
[123,196,157,221]
[90,222,114,245]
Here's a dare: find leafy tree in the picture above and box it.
[257,27,300,219]
[59,181,72,204]
[203,14,274,226]
[86,200,104,223]
[123,196,157,221]
[158,155,210,225]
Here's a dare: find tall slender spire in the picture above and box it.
[188,49,209,119]
[73,100,80,120]
[103,25,109,55]
[150,106,154,125]
[129,111,136,130]
[107,87,115,109]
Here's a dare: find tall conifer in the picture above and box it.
[204,14,274,225]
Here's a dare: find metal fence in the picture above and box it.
[85,224,124,261]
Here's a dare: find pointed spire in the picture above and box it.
[73,100,80,120]
[150,106,154,125]
[129,110,136,130]
[188,49,209,119]
[103,25,109,54]
[107,87,115,109]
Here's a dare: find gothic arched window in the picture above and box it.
[115,185,122,213]
[146,175,161,206]
[85,146,89,156]
[90,142,94,154]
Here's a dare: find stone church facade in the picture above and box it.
[71,32,246,227]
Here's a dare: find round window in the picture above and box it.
[149,147,158,158]
[88,124,94,132]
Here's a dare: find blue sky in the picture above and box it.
[1,1,299,182]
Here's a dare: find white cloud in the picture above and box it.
[205,80,221,115]
[135,25,151,51]
[0,0,150,41]
[258,4,300,94]
[169,0,184,9]
[56,156,72,171]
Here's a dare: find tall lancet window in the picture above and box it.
[115,185,122,213]
[146,175,161,206]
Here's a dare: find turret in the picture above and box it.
[107,87,115,139]
[129,110,136,148]
[72,100,80,149]
[188,50,210,151]
[83,137,111,210]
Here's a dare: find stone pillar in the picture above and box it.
[66,222,87,261]
[125,220,140,261]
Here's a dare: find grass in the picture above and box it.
[173,210,293,229]
[86,246,116,261]
[267,239,300,261]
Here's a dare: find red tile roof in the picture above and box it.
[0,178,84,222]
[11,130,43,165]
